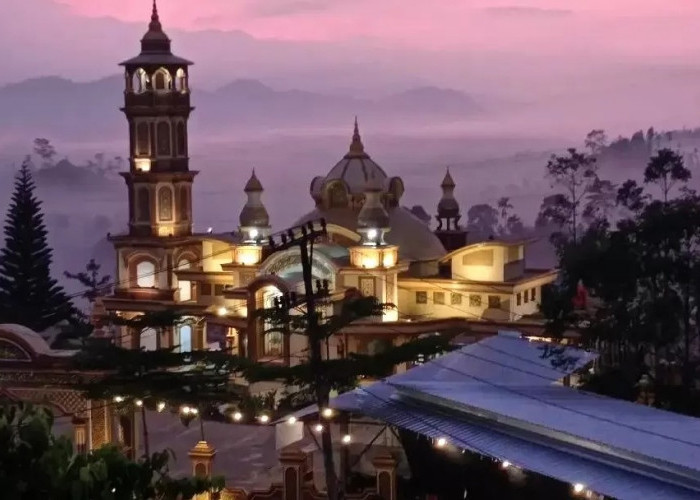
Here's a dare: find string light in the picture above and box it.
[181,406,198,416]
[232,411,243,422]
[573,483,585,495]
[259,414,270,424]
[322,408,334,418]
[157,402,166,412]
[341,434,351,444]
[435,437,447,448]
[501,461,511,469]
[287,416,297,425]
[314,423,323,432]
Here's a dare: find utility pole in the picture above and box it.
[268,219,342,500]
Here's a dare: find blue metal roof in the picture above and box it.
[343,384,700,500]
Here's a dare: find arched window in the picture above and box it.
[136,260,156,287]
[178,325,192,353]
[180,187,189,221]
[136,187,151,222]
[140,327,157,351]
[153,69,171,92]
[156,122,171,156]
[131,68,148,94]
[177,259,192,301]
[136,122,149,156]
[158,186,173,221]
[175,68,187,92]
[326,182,348,208]
[176,122,186,156]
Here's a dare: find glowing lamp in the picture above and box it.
[287,416,297,425]
[573,484,585,495]
[435,437,447,448]
[341,434,351,444]
[314,423,323,433]
[217,306,228,317]
[259,414,270,424]
[113,396,124,403]
[501,461,511,469]
[157,402,166,412]
[249,228,259,240]
[321,408,334,418]
[367,228,378,241]
[232,411,243,422]
[135,399,143,407]
[134,158,151,172]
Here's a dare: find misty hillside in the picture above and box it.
[0,75,480,142]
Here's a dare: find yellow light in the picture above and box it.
[135,399,143,407]
[322,408,334,418]
[191,407,199,416]
[501,460,511,469]
[259,414,270,424]
[134,158,151,172]
[361,255,379,269]
[287,416,297,425]
[157,402,166,412]
[314,423,323,433]
[181,406,191,415]
[232,411,243,422]
[113,396,124,403]
[217,306,228,317]
[342,434,351,444]
[435,437,447,448]
[573,483,585,495]
[382,251,396,268]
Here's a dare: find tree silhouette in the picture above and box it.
[0,160,74,331]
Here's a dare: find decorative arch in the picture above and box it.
[152,68,172,92]
[176,256,193,302]
[259,247,337,288]
[175,68,187,92]
[387,176,405,207]
[140,327,158,351]
[131,256,158,288]
[323,180,349,209]
[323,223,361,247]
[156,121,171,156]
[131,68,148,94]
[158,186,173,221]
[136,187,151,222]
[136,122,150,156]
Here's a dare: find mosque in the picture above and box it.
[100,3,557,367]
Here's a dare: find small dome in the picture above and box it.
[239,170,269,228]
[437,167,460,217]
[324,118,388,195]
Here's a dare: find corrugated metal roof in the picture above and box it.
[349,384,700,500]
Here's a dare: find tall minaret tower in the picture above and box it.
[435,168,467,251]
[120,0,195,238]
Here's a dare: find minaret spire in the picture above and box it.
[347,116,367,158]
[149,0,162,31]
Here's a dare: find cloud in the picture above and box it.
[481,6,573,18]
[243,0,335,18]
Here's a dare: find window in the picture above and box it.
[488,295,501,308]
[177,122,186,156]
[140,327,157,351]
[416,291,428,304]
[450,293,462,305]
[131,68,148,94]
[177,259,191,301]
[136,122,149,156]
[469,294,482,307]
[175,68,187,92]
[433,292,445,305]
[178,325,192,353]
[136,261,155,288]
[158,186,173,221]
[201,283,212,296]
[180,187,189,221]
[153,69,171,91]
[516,292,522,306]
[157,122,171,156]
[524,292,529,304]
[136,187,151,222]
[214,284,225,296]
[531,288,536,301]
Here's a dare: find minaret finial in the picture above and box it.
[348,116,365,156]
[149,0,162,31]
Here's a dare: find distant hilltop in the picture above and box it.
[0,75,481,142]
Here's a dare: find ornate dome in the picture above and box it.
[437,167,460,217]
[239,170,270,229]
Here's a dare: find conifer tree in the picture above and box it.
[0,159,74,331]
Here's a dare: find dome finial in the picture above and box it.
[244,169,263,192]
[348,116,365,156]
[149,0,162,31]
[441,166,455,189]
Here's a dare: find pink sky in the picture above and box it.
[56,0,700,51]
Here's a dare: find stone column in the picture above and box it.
[189,441,217,500]
[279,447,306,500]
[373,452,398,500]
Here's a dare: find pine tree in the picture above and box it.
[0,159,74,331]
